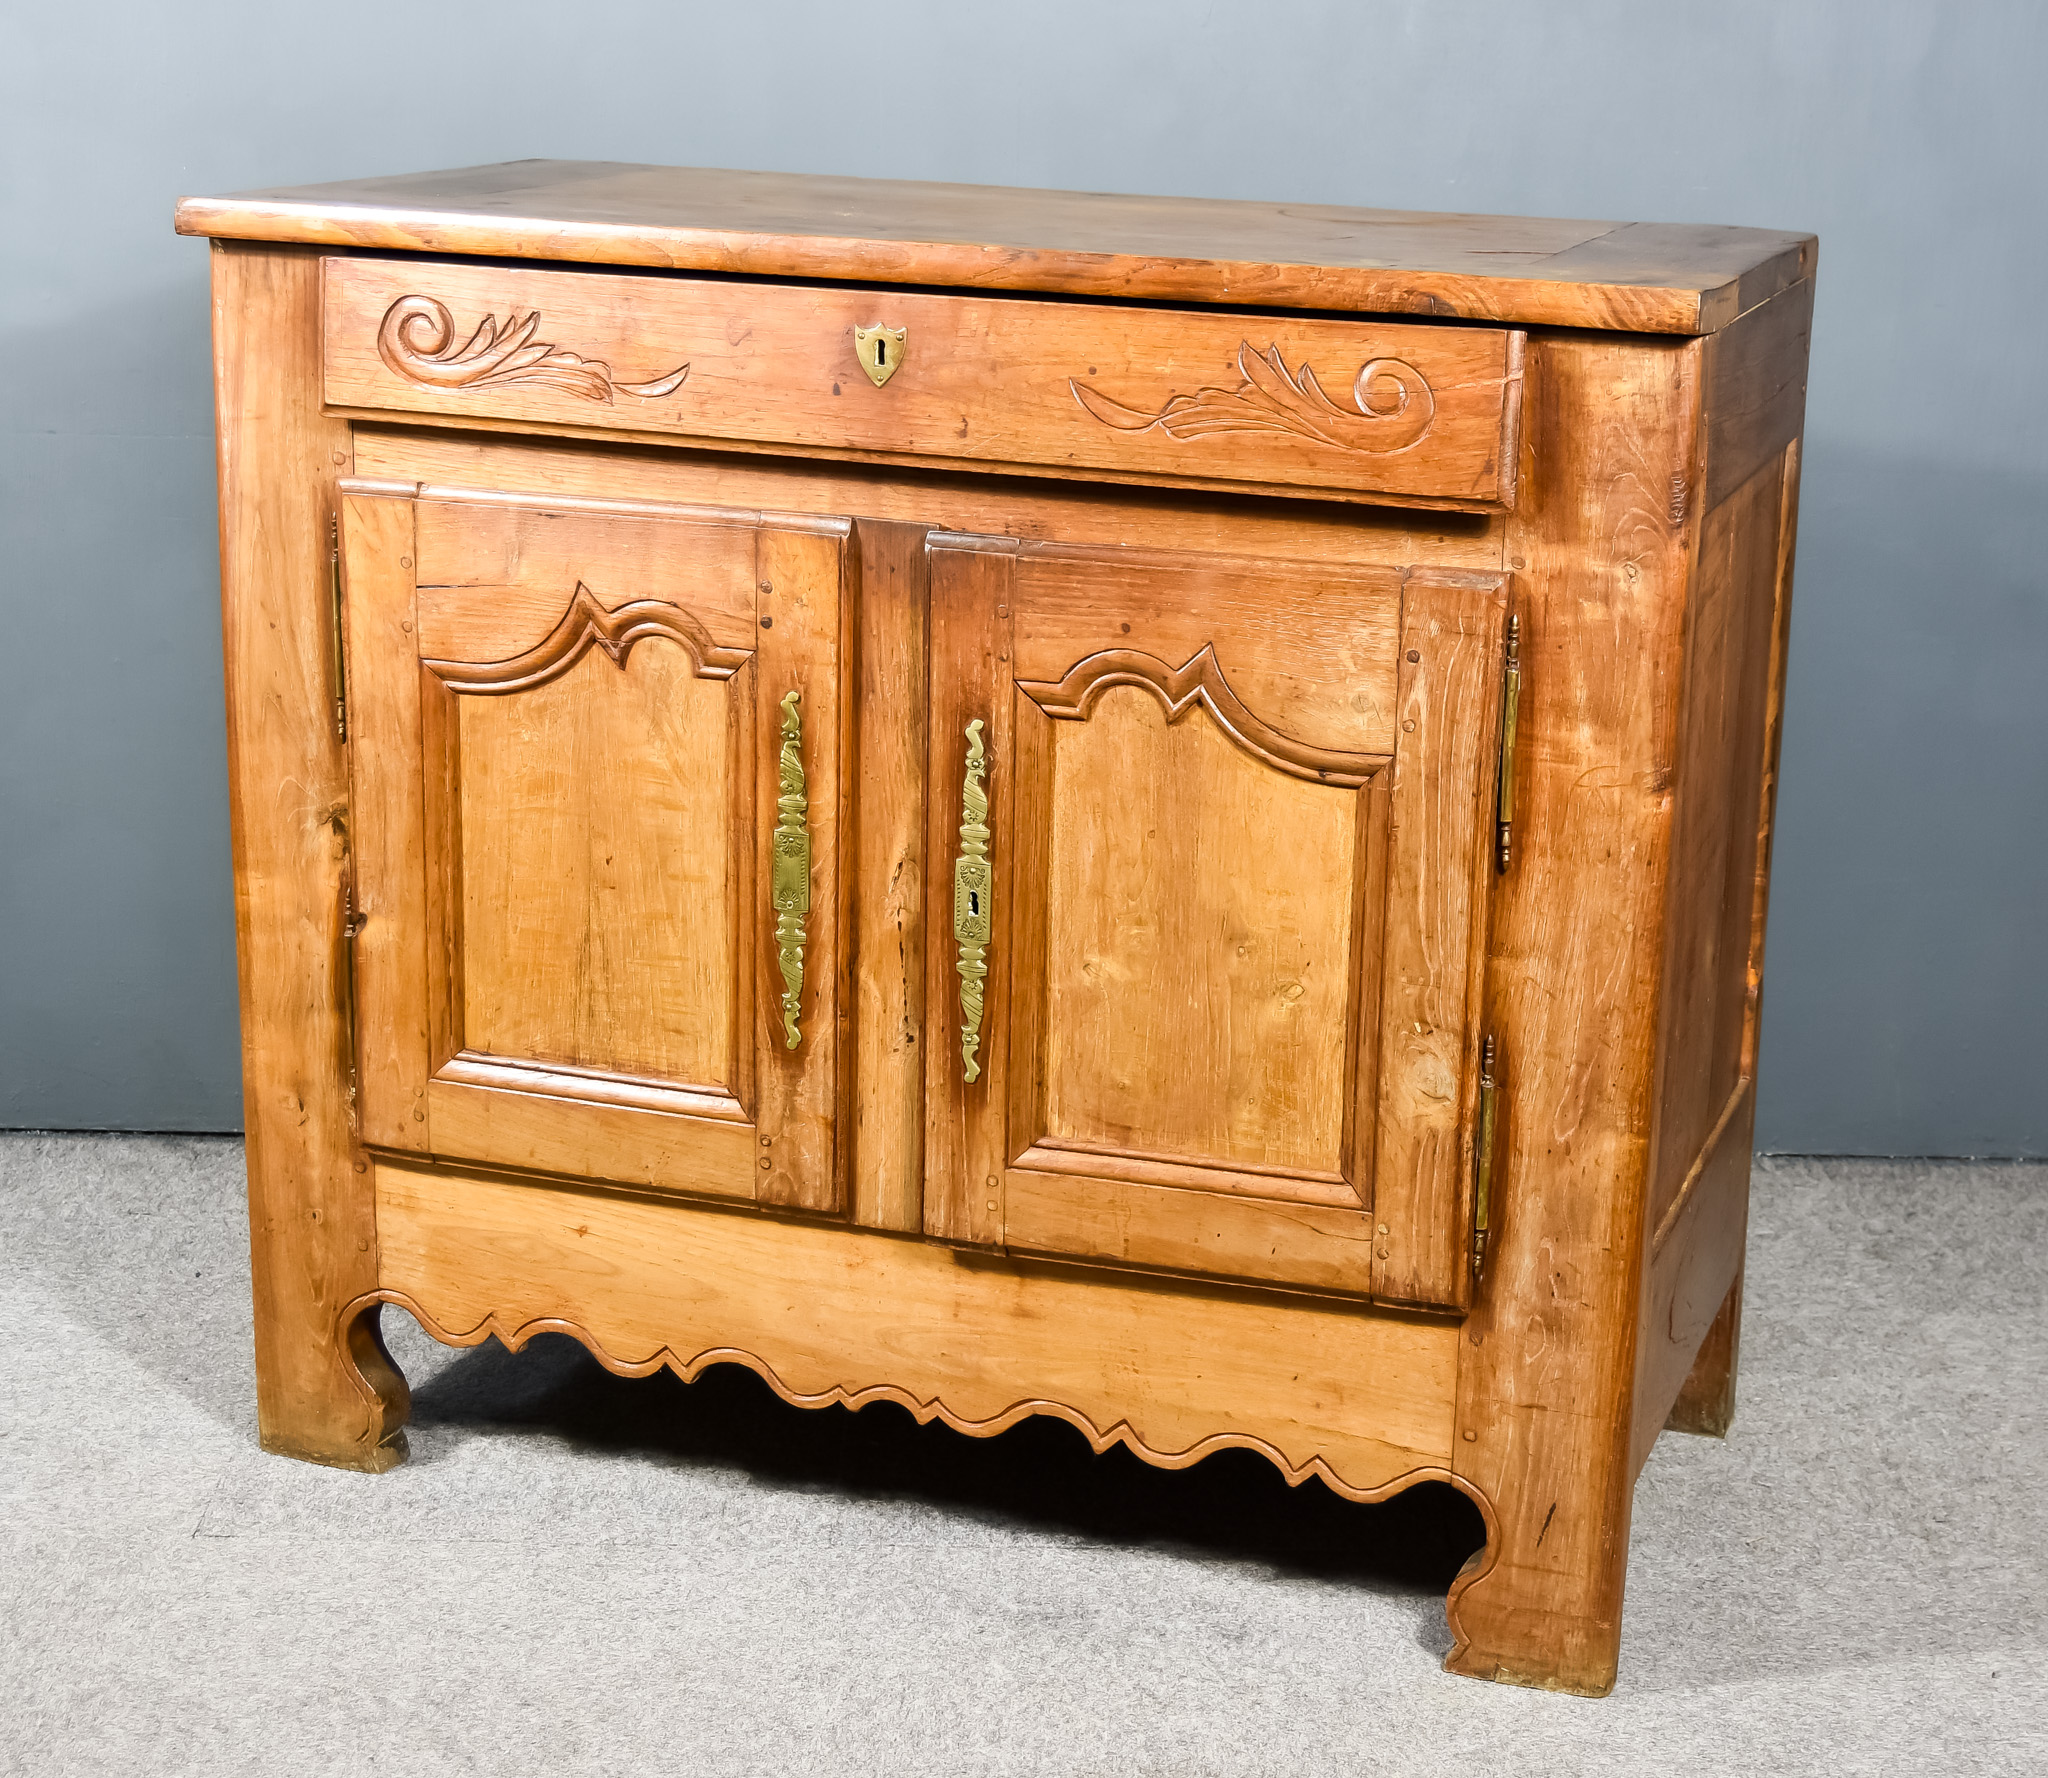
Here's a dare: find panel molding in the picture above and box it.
[422,1078,759,1199]
[424,581,754,694]
[436,1050,746,1124]
[1018,644,1389,787]
[1015,1138,1360,1211]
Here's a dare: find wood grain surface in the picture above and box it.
[1703,281,1813,511]
[371,1159,1465,1496]
[1644,453,1787,1243]
[1010,545,1406,761]
[1636,413,1806,1465]
[339,492,428,1153]
[348,427,1503,572]
[916,537,1503,1307]
[457,644,736,1086]
[750,522,855,1213]
[210,243,406,1471]
[1445,329,1704,1696]
[849,520,932,1233]
[1040,690,1357,1178]
[321,256,1524,510]
[993,535,1402,1271]
[922,536,1017,1248]
[1369,572,1510,1311]
[177,159,1815,333]
[339,481,862,1211]
[1665,1265,1744,1438]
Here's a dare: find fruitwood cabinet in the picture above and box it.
[177,163,1813,1695]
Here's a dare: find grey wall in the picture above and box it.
[3,1,2043,1152]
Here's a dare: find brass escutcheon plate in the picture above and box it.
[853,324,906,387]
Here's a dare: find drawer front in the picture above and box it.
[323,257,1523,509]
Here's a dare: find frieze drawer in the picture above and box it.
[321,256,1524,510]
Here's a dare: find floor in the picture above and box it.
[2,1138,2042,1777]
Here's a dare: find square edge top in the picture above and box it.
[174,161,1818,336]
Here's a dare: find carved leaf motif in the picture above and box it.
[376,296,690,403]
[1071,343,1435,454]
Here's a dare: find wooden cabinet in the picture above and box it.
[179,162,1815,1697]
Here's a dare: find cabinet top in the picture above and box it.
[176,161,1813,337]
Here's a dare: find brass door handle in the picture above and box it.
[1496,614,1520,873]
[1473,1035,1499,1276]
[954,719,992,1082]
[772,690,810,1048]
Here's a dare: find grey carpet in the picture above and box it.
[2,1137,2041,1777]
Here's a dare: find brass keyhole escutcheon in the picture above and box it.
[853,324,906,388]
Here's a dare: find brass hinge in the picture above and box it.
[329,512,348,743]
[341,876,364,1130]
[1496,613,1520,872]
[1473,1034,1499,1277]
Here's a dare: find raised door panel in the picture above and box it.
[1040,687,1360,1182]
[341,480,849,1210]
[925,535,1506,1309]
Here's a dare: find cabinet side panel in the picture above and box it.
[1666,1263,1744,1439]
[851,519,931,1230]
[211,243,401,1468]
[1633,1086,1754,1473]
[1447,333,1700,1694]
[1644,453,1786,1243]
[1634,434,1803,1469]
[1703,280,1812,512]
[1743,441,1802,1115]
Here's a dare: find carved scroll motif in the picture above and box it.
[1071,343,1434,454]
[423,583,752,695]
[772,691,811,1050]
[1018,646,1387,787]
[377,296,690,403]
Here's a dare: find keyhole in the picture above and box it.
[875,339,887,366]
[969,891,981,916]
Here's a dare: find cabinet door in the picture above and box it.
[925,536,1507,1309]
[340,482,848,1211]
